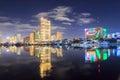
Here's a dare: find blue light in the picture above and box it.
[117,48,120,56]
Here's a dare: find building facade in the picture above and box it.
[30,32,34,44]
[51,35,56,41]
[40,17,51,42]
[9,34,22,43]
[56,31,62,41]
[85,27,107,40]
[23,36,30,43]
[34,31,40,43]
[16,34,21,43]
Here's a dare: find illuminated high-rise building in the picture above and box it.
[16,34,21,42]
[9,34,22,43]
[85,27,107,40]
[51,35,56,41]
[51,31,62,41]
[34,31,40,43]
[40,17,51,42]
[30,32,34,44]
[23,36,30,43]
[9,36,15,43]
[56,31,62,41]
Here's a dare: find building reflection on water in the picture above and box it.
[2,45,120,79]
[8,46,23,55]
[85,46,120,62]
[29,46,63,78]
[7,46,63,78]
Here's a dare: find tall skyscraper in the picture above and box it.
[56,31,62,41]
[16,34,21,42]
[30,32,34,44]
[34,31,40,43]
[40,17,51,42]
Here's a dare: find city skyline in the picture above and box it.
[7,17,63,43]
[0,0,120,40]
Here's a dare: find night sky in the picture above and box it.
[0,0,120,40]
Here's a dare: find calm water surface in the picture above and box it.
[0,46,120,80]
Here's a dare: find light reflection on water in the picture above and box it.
[85,47,120,63]
[0,45,120,80]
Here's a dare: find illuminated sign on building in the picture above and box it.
[85,27,107,40]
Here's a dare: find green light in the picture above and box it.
[103,29,107,37]
[103,53,107,60]
[90,54,95,62]
[95,31,100,39]
[103,49,108,60]
[96,49,101,59]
